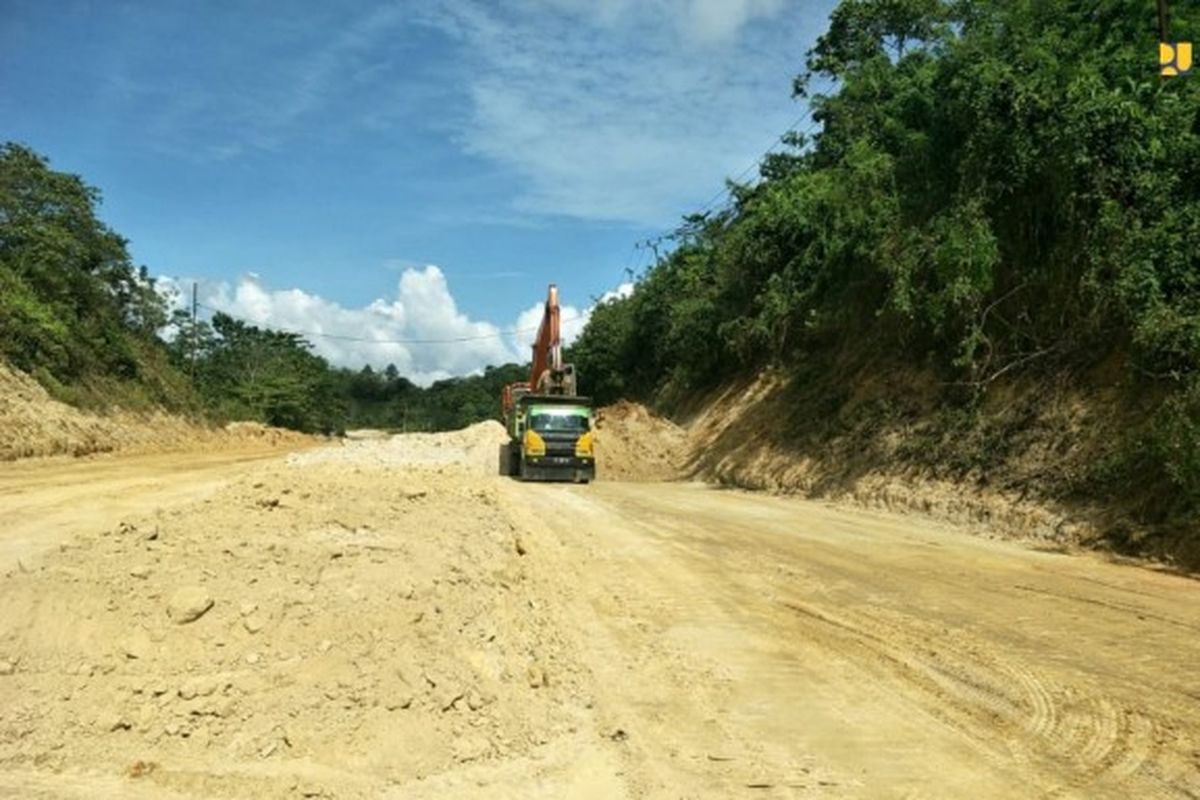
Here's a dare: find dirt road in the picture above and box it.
[0,447,309,573]
[1,426,1197,798]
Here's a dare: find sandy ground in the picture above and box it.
[1,424,1198,798]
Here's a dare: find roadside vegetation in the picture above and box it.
[0,143,189,410]
[569,0,1200,558]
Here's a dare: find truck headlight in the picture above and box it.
[575,431,594,458]
[523,429,546,457]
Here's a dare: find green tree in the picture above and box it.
[0,142,187,407]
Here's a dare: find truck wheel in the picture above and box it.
[498,443,511,476]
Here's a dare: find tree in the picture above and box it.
[0,142,184,407]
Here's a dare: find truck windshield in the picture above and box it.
[529,411,590,433]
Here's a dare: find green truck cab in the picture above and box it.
[500,393,595,483]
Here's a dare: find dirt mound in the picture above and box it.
[594,401,686,482]
[221,421,316,449]
[290,421,509,475]
[0,434,598,798]
[0,360,311,461]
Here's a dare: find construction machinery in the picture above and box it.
[499,285,595,482]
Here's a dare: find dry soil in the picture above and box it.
[0,421,1198,798]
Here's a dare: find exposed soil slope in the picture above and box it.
[594,401,686,482]
[0,360,310,460]
[680,364,1197,569]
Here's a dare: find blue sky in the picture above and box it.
[2,0,835,382]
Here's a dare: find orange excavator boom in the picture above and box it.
[529,284,562,391]
[502,284,577,420]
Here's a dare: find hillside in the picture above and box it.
[0,144,195,413]
[0,359,310,460]
[680,362,1197,567]
[568,0,1200,567]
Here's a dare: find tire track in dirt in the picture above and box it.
[546,481,1200,798]
[777,598,1172,796]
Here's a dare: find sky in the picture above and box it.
[1,0,836,383]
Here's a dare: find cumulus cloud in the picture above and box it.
[160,269,632,386]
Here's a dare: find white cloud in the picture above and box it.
[681,0,786,42]
[160,269,631,386]
[424,0,812,225]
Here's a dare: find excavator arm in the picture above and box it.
[529,284,562,393]
[502,284,577,421]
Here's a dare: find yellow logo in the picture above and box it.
[1160,41,1193,76]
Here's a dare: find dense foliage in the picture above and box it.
[0,143,188,408]
[329,362,525,432]
[570,0,1200,513]
[165,311,341,433]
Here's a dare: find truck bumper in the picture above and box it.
[520,456,595,483]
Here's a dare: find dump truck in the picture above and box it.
[499,285,595,482]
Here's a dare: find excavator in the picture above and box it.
[499,285,595,482]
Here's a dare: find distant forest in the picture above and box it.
[0,141,526,434]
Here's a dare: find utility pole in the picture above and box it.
[190,282,198,381]
[1157,0,1169,43]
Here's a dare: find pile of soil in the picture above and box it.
[594,401,686,482]
[0,361,310,461]
[0,441,593,798]
[291,421,510,475]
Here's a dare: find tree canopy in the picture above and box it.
[0,143,185,407]
[569,0,1199,511]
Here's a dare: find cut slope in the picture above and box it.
[681,363,1197,569]
[0,360,310,460]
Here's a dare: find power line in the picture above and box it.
[618,111,822,276]
[692,112,822,220]
[194,301,581,346]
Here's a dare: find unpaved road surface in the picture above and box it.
[1,424,1197,798]
[0,446,309,573]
